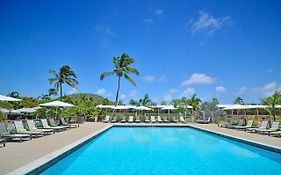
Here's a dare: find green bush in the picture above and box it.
[0,112,7,121]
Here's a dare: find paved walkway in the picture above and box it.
[0,122,280,174]
[189,123,281,148]
[0,122,110,174]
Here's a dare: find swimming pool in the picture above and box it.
[40,127,281,175]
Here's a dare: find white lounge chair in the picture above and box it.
[179,116,185,123]
[151,116,156,123]
[128,116,134,123]
[157,116,163,123]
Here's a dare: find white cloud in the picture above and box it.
[154,9,164,15]
[120,94,126,100]
[95,23,116,37]
[181,73,215,86]
[190,10,231,36]
[68,88,77,95]
[180,88,195,97]
[163,89,177,102]
[216,86,226,93]
[266,68,274,74]
[144,19,153,23]
[143,75,156,82]
[158,75,166,82]
[236,87,247,96]
[129,90,137,98]
[253,82,281,96]
[96,88,112,97]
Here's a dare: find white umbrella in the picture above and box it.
[0,108,10,113]
[96,105,115,109]
[0,95,22,101]
[111,105,129,110]
[135,106,152,111]
[39,101,74,107]
[16,107,40,113]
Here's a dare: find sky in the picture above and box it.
[0,0,281,104]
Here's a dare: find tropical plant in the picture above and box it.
[8,91,20,98]
[48,88,58,97]
[261,90,281,121]
[129,99,139,106]
[48,65,78,98]
[234,97,244,105]
[0,112,7,121]
[161,101,167,105]
[139,94,152,106]
[100,53,140,106]
[187,94,201,113]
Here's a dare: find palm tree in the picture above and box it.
[234,97,244,105]
[48,88,58,97]
[48,65,78,99]
[139,94,152,106]
[100,53,140,106]
[261,90,281,121]
[129,99,139,106]
[187,94,201,113]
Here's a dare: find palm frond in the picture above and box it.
[124,74,137,87]
[100,71,115,80]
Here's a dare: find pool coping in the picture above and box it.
[5,123,281,174]
[5,124,113,175]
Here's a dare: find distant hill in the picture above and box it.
[67,93,114,104]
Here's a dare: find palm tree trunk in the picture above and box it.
[115,76,121,106]
[60,82,62,99]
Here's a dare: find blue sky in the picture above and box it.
[0,0,281,104]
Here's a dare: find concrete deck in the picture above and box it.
[0,122,280,174]
[0,122,110,175]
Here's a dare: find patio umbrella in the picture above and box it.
[39,101,74,107]
[0,95,22,101]
[135,106,152,116]
[39,101,75,118]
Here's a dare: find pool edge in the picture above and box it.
[5,124,113,175]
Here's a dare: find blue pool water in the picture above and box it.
[41,127,281,175]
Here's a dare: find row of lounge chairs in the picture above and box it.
[221,118,281,137]
[103,116,187,123]
[0,117,80,147]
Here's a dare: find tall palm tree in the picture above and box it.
[139,94,152,106]
[48,65,78,99]
[234,97,244,105]
[261,90,281,121]
[100,53,140,106]
[187,94,201,113]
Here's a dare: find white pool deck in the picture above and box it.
[0,122,280,174]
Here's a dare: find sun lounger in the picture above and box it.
[227,119,245,129]
[151,116,156,123]
[196,116,211,124]
[26,120,54,134]
[145,116,150,123]
[256,121,279,134]
[0,122,31,142]
[179,116,185,123]
[270,130,281,137]
[171,116,178,123]
[163,116,169,123]
[48,118,69,130]
[13,120,44,137]
[135,116,141,123]
[38,119,65,132]
[120,116,127,123]
[157,116,163,123]
[233,120,254,130]
[219,118,235,128]
[0,137,5,147]
[128,116,134,123]
[111,116,118,123]
[246,120,269,133]
[60,118,78,128]
[103,116,110,123]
